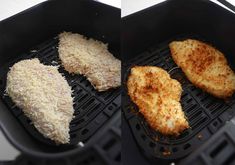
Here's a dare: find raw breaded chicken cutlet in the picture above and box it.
[58,32,121,91]
[127,66,189,136]
[169,39,235,99]
[6,59,74,144]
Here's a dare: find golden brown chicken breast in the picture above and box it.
[169,39,235,99]
[127,66,189,136]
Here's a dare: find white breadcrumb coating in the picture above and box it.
[6,58,74,144]
[58,32,121,91]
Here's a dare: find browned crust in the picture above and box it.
[169,39,235,99]
[127,66,189,136]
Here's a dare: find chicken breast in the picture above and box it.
[6,59,74,144]
[58,32,121,91]
[127,66,189,136]
[169,39,235,98]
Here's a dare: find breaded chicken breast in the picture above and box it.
[6,59,74,144]
[127,66,189,136]
[169,39,235,98]
[58,32,121,91]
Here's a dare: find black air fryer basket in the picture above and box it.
[0,0,121,164]
[122,0,235,164]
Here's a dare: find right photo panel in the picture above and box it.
[122,0,235,165]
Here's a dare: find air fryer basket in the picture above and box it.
[0,0,120,161]
[122,0,235,163]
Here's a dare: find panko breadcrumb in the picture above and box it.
[169,39,235,98]
[58,32,121,91]
[127,66,189,136]
[6,58,74,144]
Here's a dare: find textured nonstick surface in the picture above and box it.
[0,36,121,146]
[122,34,235,160]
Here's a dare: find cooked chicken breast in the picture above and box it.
[169,39,235,98]
[6,59,74,144]
[127,66,189,136]
[58,32,121,91]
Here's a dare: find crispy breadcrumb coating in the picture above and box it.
[127,66,189,136]
[169,39,235,98]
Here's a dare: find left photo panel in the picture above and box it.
[0,0,121,164]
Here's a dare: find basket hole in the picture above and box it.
[72,85,77,90]
[186,98,192,103]
[190,86,196,91]
[217,103,225,110]
[71,134,77,138]
[213,121,218,127]
[90,156,95,161]
[201,96,208,102]
[160,147,164,152]
[81,160,89,165]
[182,93,187,99]
[104,91,115,100]
[108,106,114,110]
[149,142,156,148]
[87,103,101,117]
[27,119,31,123]
[80,77,86,83]
[77,89,83,93]
[82,98,95,109]
[183,143,191,150]
[210,140,227,158]
[103,138,116,150]
[85,81,90,87]
[136,124,140,130]
[0,79,3,85]
[141,134,146,141]
[27,161,34,165]
[112,102,118,107]
[74,109,80,115]
[196,92,202,97]
[189,110,202,121]
[115,153,121,162]
[186,104,197,113]
[206,101,214,109]
[81,129,89,135]
[78,94,89,102]
[172,147,178,152]
[191,117,208,130]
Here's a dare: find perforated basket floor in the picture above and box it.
[0,36,121,146]
[122,34,235,160]
[4,111,121,165]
